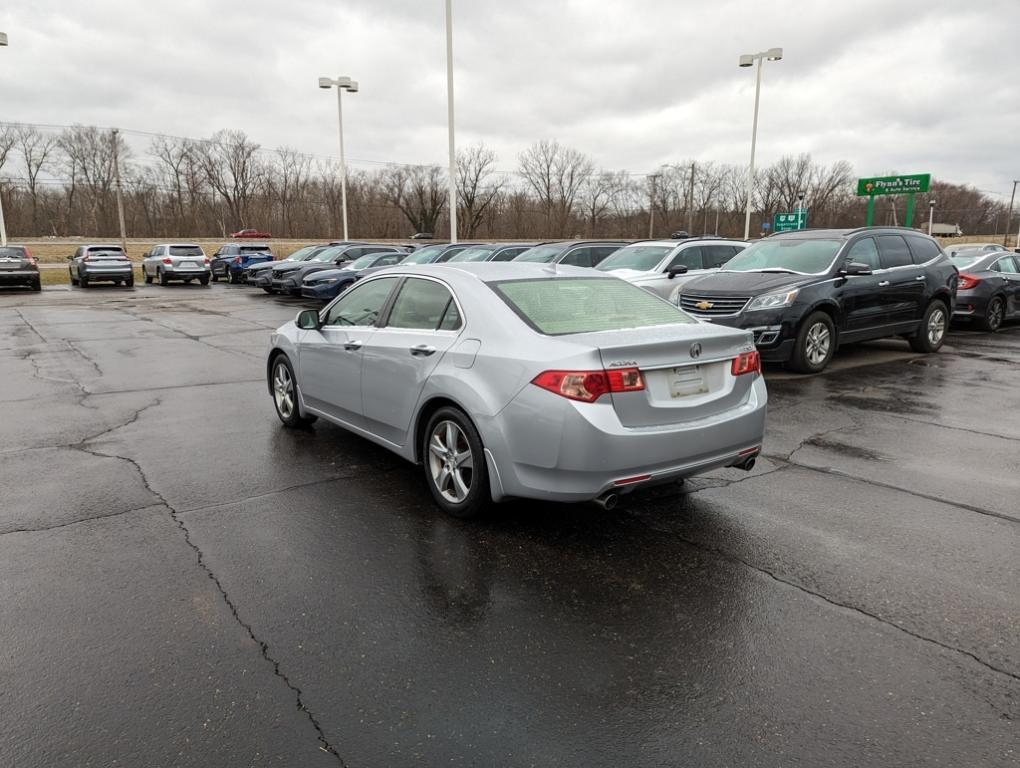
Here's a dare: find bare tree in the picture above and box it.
[383,164,447,235]
[17,126,58,234]
[518,140,593,237]
[456,143,503,237]
[198,130,263,228]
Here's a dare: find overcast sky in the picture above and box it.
[2,0,1018,197]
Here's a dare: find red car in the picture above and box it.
[230,228,272,239]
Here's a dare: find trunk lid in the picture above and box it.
[577,323,757,428]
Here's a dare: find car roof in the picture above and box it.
[623,238,746,247]
[83,243,124,249]
[371,261,614,284]
[155,243,203,248]
[769,227,937,240]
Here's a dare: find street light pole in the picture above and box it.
[444,0,458,243]
[0,31,8,247]
[739,47,783,240]
[111,129,127,253]
[648,173,660,238]
[928,199,936,236]
[319,76,359,241]
[1004,180,1018,248]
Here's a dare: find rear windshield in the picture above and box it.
[170,246,204,257]
[88,247,124,254]
[513,244,566,263]
[240,245,271,253]
[0,246,27,258]
[596,245,673,272]
[950,254,983,269]
[491,277,694,336]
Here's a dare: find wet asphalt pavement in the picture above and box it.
[1,282,1017,767]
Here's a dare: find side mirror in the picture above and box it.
[666,265,688,279]
[67,254,74,260]
[841,261,873,276]
[296,309,322,330]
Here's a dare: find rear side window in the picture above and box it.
[560,247,592,268]
[387,278,460,331]
[492,277,694,336]
[493,247,527,262]
[846,238,880,270]
[668,246,703,270]
[906,237,941,264]
[703,245,737,269]
[876,235,913,269]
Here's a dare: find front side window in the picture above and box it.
[492,277,694,336]
[591,246,623,265]
[387,278,461,331]
[596,245,673,272]
[560,247,592,268]
[668,246,704,271]
[373,254,403,267]
[876,235,913,269]
[995,256,1020,274]
[322,277,397,327]
[493,247,527,262]
[846,238,880,270]
[513,244,565,263]
[703,245,740,269]
[447,246,496,262]
[402,245,445,264]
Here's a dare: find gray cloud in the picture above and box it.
[1,0,1017,196]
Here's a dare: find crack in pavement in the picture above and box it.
[625,510,1020,688]
[73,410,349,765]
[0,503,164,536]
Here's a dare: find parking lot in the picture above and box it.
[2,282,1018,767]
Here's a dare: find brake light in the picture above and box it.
[233,256,242,264]
[82,254,91,262]
[531,367,644,403]
[162,257,172,265]
[957,273,980,290]
[203,257,210,265]
[731,350,761,376]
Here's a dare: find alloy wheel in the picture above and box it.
[805,322,831,367]
[988,299,1004,331]
[273,363,295,419]
[428,420,473,503]
[927,307,946,346]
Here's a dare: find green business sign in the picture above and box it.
[856,173,930,197]
[773,210,807,232]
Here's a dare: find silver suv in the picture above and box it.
[595,238,747,299]
[142,244,211,286]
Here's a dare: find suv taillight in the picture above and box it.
[531,367,644,403]
[731,351,761,376]
[162,257,173,265]
[957,273,980,290]
[233,256,242,264]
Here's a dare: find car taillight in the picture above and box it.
[162,257,172,265]
[203,257,210,265]
[531,367,644,403]
[957,273,980,290]
[82,254,91,262]
[25,255,36,266]
[233,256,242,264]
[731,350,761,376]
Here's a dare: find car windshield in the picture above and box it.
[721,239,842,274]
[310,247,345,262]
[596,245,673,272]
[513,244,566,263]
[951,254,984,269]
[349,255,381,270]
[402,245,445,264]
[492,277,694,335]
[169,246,204,257]
[283,246,315,261]
[447,246,497,262]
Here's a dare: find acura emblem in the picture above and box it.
[690,343,702,359]
[695,300,714,310]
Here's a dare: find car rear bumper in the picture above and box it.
[952,289,989,317]
[0,270,40,284]
[160,268,211,280]
[81,266,134,280]
[483,375,767,503]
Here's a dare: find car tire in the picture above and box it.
[978,296,1005,332]
[79,275,89,289]
[227,271,237,284]
[211,273,220,282]
[158,269,169,286]
[909,300,949,353]
[262,286,274,294]
[789,311,836,374]
[69,270,78,286]
[270,355,316,428]
[422,406,490,519]
[199,275,210,286]
[144,270,153,284]
[125,275,134,287]
[31,279,41,292]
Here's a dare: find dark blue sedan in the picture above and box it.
[301,251,408,301]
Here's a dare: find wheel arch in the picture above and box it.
[412,395,474,465]
[266,348,289,395]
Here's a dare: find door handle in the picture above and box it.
[410,344,436,357]
[343,340,363,351]
[915,275,926,281]
[877,281,890,287]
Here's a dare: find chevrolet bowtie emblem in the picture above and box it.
[695,301,714,310]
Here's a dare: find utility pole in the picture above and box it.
[444,0,458,243]
[714,208,720,236]
[648,173,660,238]
[687,162,696,233]
[111,129,127,253]
[1004,180,1018,247]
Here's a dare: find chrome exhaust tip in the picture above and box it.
[737,457,756,472]
[593,491,619,511]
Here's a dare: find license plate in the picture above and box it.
[181,262,201,269]
[669,366,708,398]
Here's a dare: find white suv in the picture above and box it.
[595,238,747,300]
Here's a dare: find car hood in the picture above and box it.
[681,270,819,296]
[303,265,359,282]
[599,268,656,280]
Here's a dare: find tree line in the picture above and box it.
[0,123,1011,241]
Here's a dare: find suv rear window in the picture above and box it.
[169,246,204,257]
[492,277,694,336]
[240,245,271,253]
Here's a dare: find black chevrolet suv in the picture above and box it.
[675,228,958,373]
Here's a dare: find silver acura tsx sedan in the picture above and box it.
[266,263,767,517]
